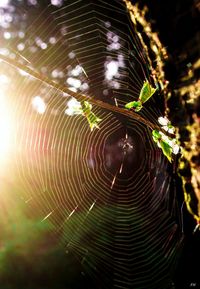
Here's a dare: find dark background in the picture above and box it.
[143,1,200,288]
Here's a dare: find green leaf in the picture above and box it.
[125,81,156,112]
[82,101,92,114]
[125,101,142,111]
[152,130,161,140]
[139,81,157,103]
[82,101,101,131]
[160,140,172,162]
[87,112,101,131]
[135,105,143,112]
[152,136,158,143]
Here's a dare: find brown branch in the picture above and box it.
[0,54,174,137]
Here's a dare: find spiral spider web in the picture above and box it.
[0,0,183,288]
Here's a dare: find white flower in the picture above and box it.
[160,131,168,142]
[158,116,169,126]
[168,127,175,134]
[172,144,180,155]
[162,125,169,132]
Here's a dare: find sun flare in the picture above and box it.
[0,91,13,162]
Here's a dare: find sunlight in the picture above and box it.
[0,0,10,8]
[0,91,13,162]
[32,96,46,114]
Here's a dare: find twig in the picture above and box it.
[0,54,173,136]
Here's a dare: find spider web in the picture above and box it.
[0,0,183,288]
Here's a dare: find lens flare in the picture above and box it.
[0,91,13,163]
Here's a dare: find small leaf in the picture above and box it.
[125,101,136,109]
[82,101,101,131]
[125,101,142,110]
[139,81,157,103]
[160,140,172,162]
[135,105,143,112]
[82,101,92,115]
[152,136,158,143]
[87,113,101,131]
[152,130,161,140]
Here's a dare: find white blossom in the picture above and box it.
[158,116,169,126]
[172,144,180,155]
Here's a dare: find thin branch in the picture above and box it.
[0,54,173,136]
